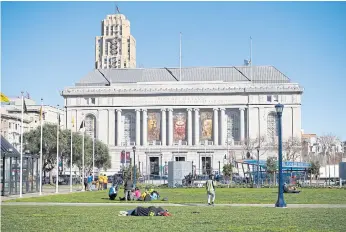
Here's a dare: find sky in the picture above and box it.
[1,1,346,140]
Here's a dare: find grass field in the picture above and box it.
[2,206,346,232]
[7,188,346,204]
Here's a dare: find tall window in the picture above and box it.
[267,112,278,142]
[123,112,136,144]
[226,110,240,142]
[85,114,96,139]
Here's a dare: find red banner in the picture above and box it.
[120,151,131,164]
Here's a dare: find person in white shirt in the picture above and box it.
[206,174,216,206]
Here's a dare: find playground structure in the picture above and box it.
[234,159,311,185]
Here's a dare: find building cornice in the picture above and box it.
[62,83,304,97]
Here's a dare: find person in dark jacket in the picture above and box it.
[124,179,134,201]
[127,206,170,216]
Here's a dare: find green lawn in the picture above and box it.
[2,206,346,232]
[7,188,346,204]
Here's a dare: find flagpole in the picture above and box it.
[179,32,182,81]
[56,107,59,193]
[82,124,85,192]
[92,137,95,182]
[39,98,43,195]
[250,36,253,80]
[19,92,24,198]
[70,117,73,193]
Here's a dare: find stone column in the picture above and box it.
[240,108,245,142]
[194,108,200,145]
[142,109,147,146]
[108,109,116,146]
[213,108,219,146]
[187,108,193,146]
[161,109,166,146]
[220,108,226,145]
[135,109,141,146]
[168,109,173,146]
[116,109,122,146]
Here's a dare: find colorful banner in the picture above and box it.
[200,111,213,140]
[147,112,161,142]
[173,112,187,142]
[120,151,131,164]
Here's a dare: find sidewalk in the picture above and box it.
[3,202,346,208]
[0,185,83,202]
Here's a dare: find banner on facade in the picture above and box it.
[147,112,161,142]
[173,112,187,142]
[120,151,131,164]
[200,111,213,140]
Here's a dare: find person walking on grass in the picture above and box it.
[87,174,93,191]
[206,174,216,206]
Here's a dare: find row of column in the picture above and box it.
[116,107,245,146]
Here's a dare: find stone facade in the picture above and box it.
[62,66,304,175]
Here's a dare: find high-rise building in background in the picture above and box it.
[95,14,136,69]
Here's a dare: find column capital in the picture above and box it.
[142,109,147,112]
[239,107,246,111]
[220,108,226,111]
[167,108,173,112]
[161,108,167,112]
[194,108,200,112]
[116,109,122,113]
[186,108,192,112]
[135,109,141,112]
[213,108,219,111]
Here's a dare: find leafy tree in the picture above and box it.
[222,163,233,186]
[23,123,111,183]
[121,165,140,182]
[266,157,277,185]
[308,160,320,185]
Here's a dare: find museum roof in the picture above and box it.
[76,66,291,86]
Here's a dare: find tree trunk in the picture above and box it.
[49,170,53,185]
[310,173,312,186]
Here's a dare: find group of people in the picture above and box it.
[108,178,161,201]
[84,174,109,191]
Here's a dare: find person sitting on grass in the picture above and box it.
[119,189,134,201]
[283,183,301,194]
[134,187,141,200]
[150,190,160,200]
[109,184,118,200]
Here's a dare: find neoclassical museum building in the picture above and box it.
[62,66,303,175]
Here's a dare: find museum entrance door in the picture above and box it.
[149,157,160,179]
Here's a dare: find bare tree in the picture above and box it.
[283,137,302,162]
[242,136,270,159]
[317,134,338,166]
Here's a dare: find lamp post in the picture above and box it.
[256,146,260,188]
[275,103,286,208]
[132,146,136,188]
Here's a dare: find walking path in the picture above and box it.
[1,185,82,202]
[2,202,346,208]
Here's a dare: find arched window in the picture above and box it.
[123,112,136,144]
[226,110,240,142]
[85,114,96,139]
[267,112,278,141]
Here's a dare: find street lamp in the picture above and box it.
[256,146,260,188]
[275,103,286,208]
[132,146,136,188]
